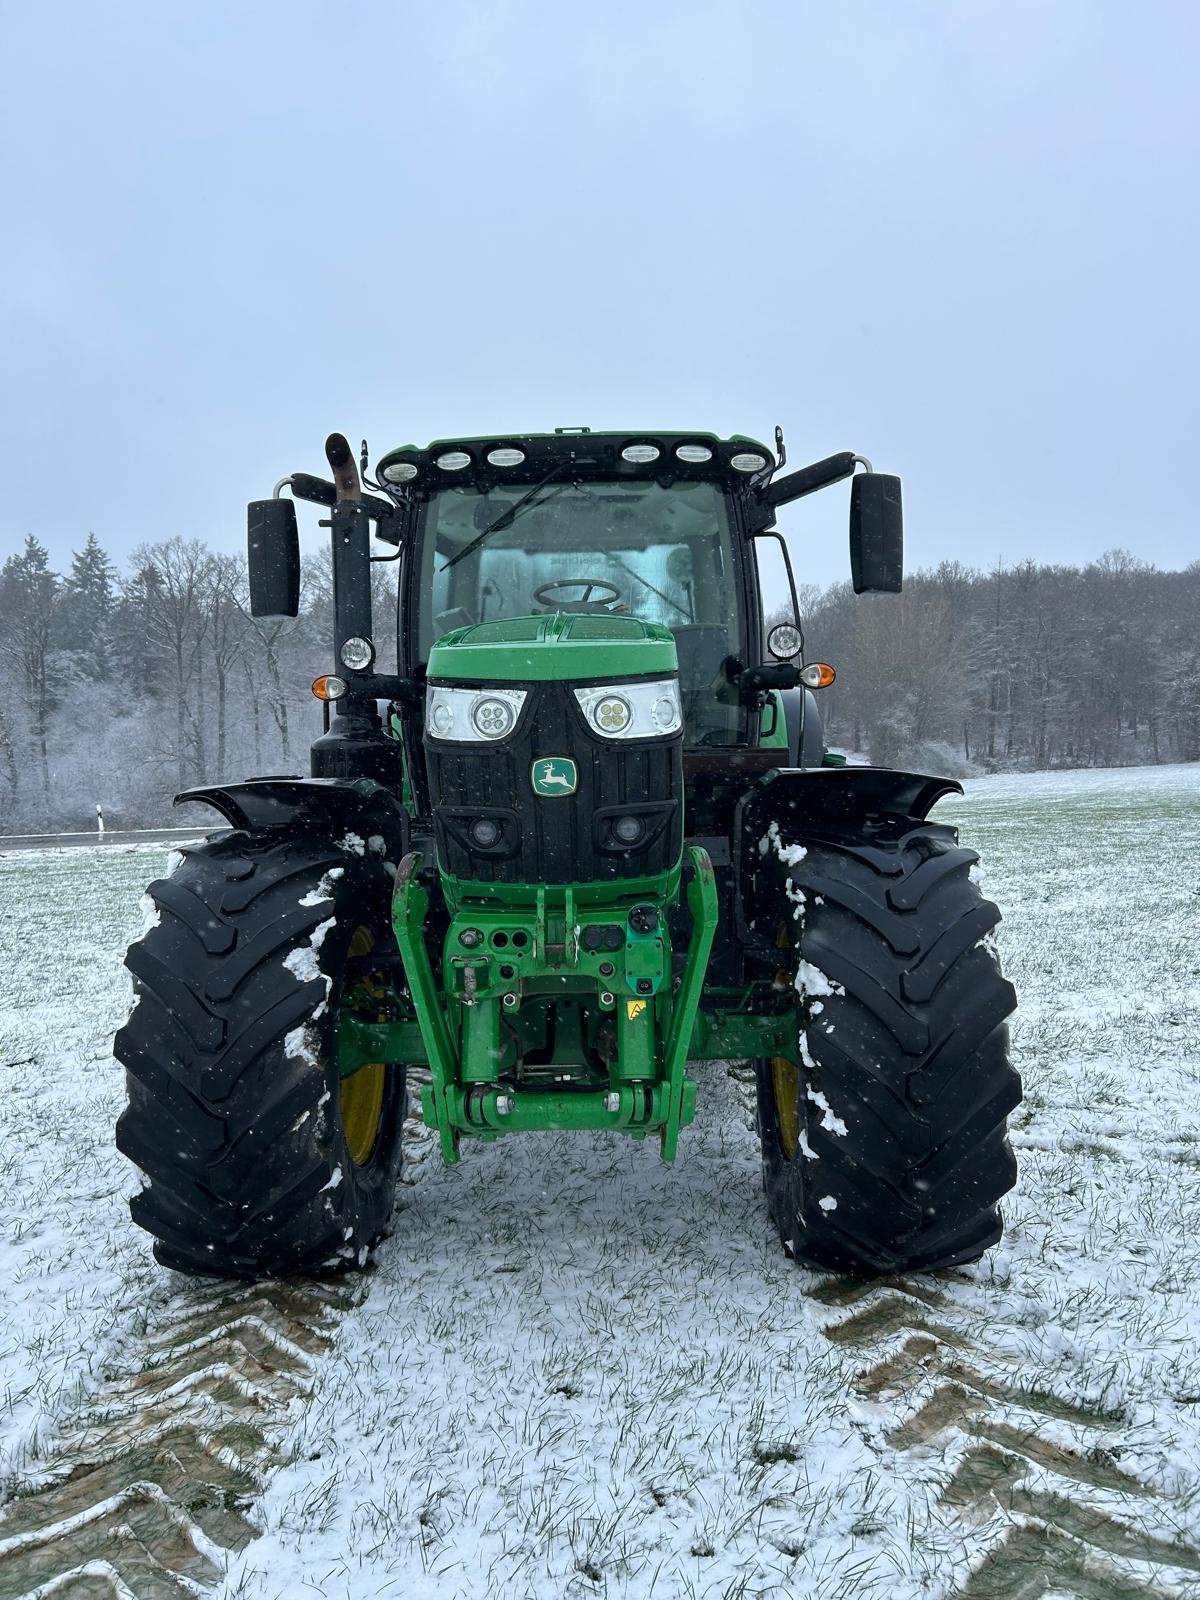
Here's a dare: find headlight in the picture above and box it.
[426,684,528,742]
[574,678,682,740]
[339,635,375,670]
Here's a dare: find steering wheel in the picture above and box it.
[533,578,623,613]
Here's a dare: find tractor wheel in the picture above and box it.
[114,830,406,1277]
[755,815,1020,1274]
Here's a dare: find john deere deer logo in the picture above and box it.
[531,757,578,797]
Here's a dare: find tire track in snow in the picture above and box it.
[817,1276,1200,1598]
[0,1279,357,1599]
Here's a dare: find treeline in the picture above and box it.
[791,552,1200,773]
[0,534,397,832]
[0,534,1196,832]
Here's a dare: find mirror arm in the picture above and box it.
[751,530,802,640]
[761,450,858,510]
[738,662,801,695]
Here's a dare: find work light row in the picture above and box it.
[425,679,683,743]
[382,442,769,484]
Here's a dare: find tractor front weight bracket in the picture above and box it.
[389,846,718,1164]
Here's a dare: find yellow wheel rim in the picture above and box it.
[771,1056,801,1160]
[771,925,800,1160]
[339,926,387,1167]
[341,1060,386,1165]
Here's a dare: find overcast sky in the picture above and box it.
[1,0,1196,597]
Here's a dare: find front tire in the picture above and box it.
[115,830,405,1277]
[756,815,1020,1274]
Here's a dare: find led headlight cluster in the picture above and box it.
[426,684,528,742]
[574,678,682,741]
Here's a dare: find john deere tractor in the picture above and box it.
[115,428,1020,1278]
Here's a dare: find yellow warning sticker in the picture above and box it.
[626,999,647,1020]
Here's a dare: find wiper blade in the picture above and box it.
[441,460,571,572]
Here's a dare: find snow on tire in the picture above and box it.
[114,830,405,1278]
[756,814,1021,1274]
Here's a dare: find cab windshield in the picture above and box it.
[414,479,748,744]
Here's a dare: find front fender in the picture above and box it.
[174,777,411,858]
[732,765,963,954]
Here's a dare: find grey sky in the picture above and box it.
[1,0,1196,599]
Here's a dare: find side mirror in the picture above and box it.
[247,498,300,617]
[849,474,903,594]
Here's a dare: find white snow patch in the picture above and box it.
[321,1166,343,1193]
[367,834,387,855]
[794,959,843,999]
[818,1194,838,1212]
[338,831,366,856]
[166,849,185,876]
[284,1024,320,1067]
[299,866,344,908]
[283,915,336,1007]
[137,893,160,934]
[760,819,808,869]
[807,1085,848,1137]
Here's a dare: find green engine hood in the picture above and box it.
[428,613,678,683]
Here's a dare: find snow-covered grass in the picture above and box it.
[0,847,185,1480]
[2,766,1200,1598]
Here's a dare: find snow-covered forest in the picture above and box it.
[783,552,1200,775]
[0,531,1196,832]
[0,534,401,832]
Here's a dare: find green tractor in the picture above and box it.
[115,428,1019,1278]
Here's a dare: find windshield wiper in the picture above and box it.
[441,461,571,573]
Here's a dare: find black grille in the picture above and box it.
[424,681,682,886]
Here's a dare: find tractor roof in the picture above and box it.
[375,430,775,492]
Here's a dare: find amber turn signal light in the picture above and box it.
[799,662,836,689]
[312,674,347,701]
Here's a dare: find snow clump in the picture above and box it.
[807,1085,848,1137]
[299,865,345,908]
[794,960,843,1000]
[759,819,808,869]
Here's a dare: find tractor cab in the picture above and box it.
[392,432,770,751]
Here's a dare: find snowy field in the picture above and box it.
[2,765,1200,1598]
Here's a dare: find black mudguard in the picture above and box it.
[778,688,826,767]
[732,765,963,958]
[174,776,411,859]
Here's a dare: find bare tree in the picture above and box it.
[0,537,59,802]
[132,537,213,790]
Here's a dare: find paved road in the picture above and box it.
[0,825,231,854]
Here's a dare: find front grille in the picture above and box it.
[424,680,682,886]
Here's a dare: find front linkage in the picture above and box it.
[341,845,722,1163]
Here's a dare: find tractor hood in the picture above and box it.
[427,613,679,684]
